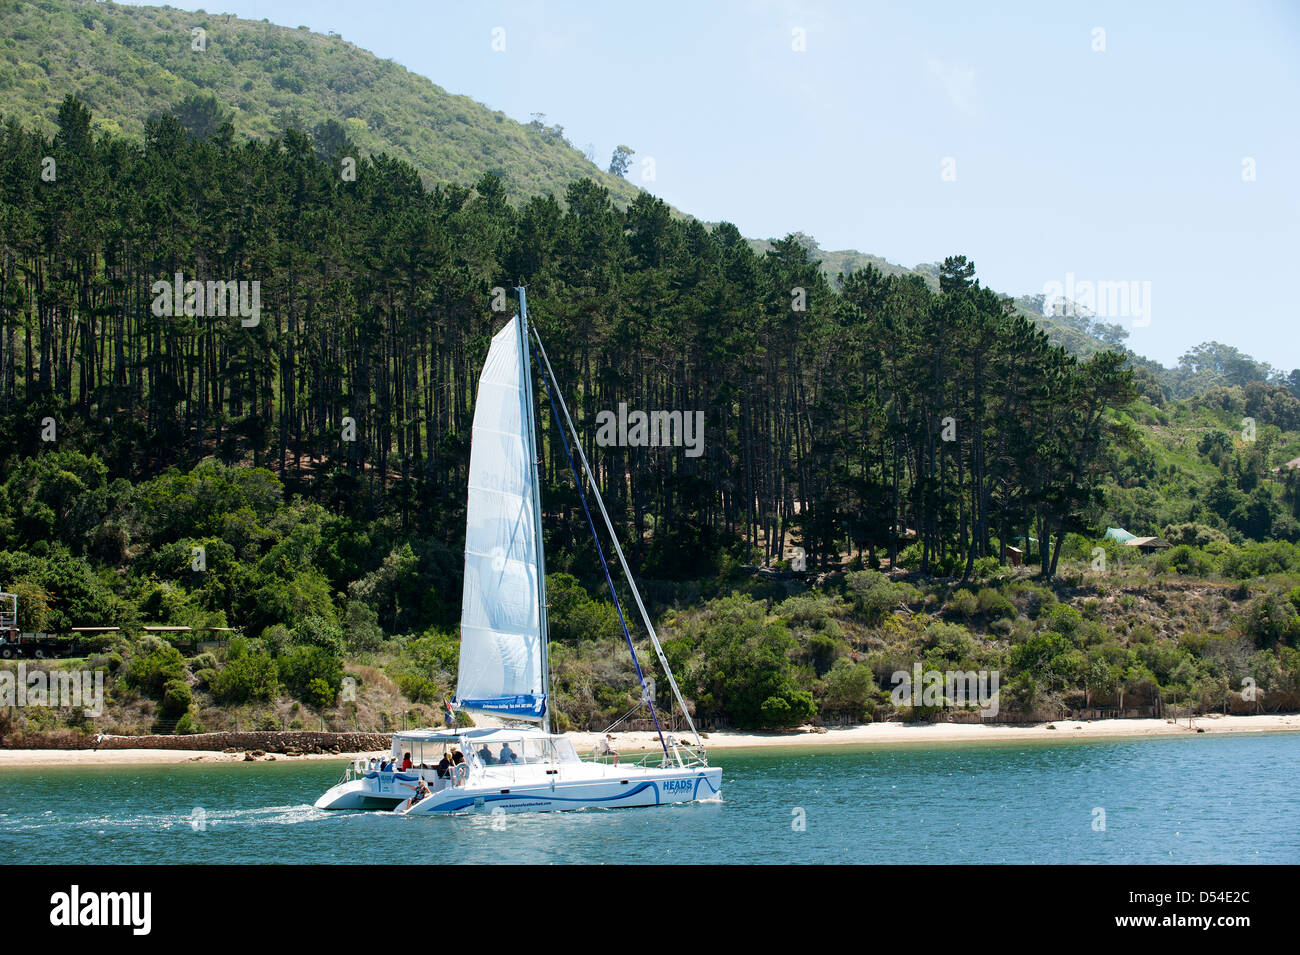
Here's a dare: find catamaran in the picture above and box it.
[314,289,721,814]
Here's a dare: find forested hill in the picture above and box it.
[0,0,642,205]
[3,100,1300,739]
[6,0,1293,398]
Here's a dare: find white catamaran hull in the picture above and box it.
[314,772,424,811]
[313,729,721,815]
[398,766,721,815]
[314,764,723,814]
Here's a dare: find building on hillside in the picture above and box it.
[1124,536,1170,554]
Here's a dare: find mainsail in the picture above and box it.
[455,314,547,721]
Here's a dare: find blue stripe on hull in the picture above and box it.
[429,780,660,813]
[415,771,721,814]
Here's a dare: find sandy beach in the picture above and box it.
[1,713,1296,768]
[568,712,1300,753]
[0,748,352,767]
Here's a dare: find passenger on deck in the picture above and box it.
[478,745,495,765]
[450,749,467,785]
[436,754,452,778]
[400,776,432,811]
[595,734,620,766]
[401,752,413,771]
[498,742,517,764]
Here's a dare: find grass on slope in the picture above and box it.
[0,0,643,204]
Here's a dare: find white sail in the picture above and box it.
[455,315,546,720]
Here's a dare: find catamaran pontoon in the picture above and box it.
[314,289,721,814]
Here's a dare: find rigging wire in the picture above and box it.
[532,326,703,750]
[533,335,670,758]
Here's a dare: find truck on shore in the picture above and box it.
[0,591,84,659]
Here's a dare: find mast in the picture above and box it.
[516,287,552,734]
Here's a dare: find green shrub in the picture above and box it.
[819,658,877,722]
[897,544,923,569]
[1163,522,1229,547]
[802,631,842,675]
[976,588,1015,620]
[546,573,621,644]
[947,588,978,618]
[1221,541,1300,579]
[1154,544,1215,576]
[845,570,899,622]
[896,704,944,722]
[304,677,335,709]
[1239,593,1300,648]
[212,652,279,704]
[1009,582,1057,618]
[344,600,385,651]
[123,643,187,698]
[1060,533,1096,562]
[291,615,345,655]
[160,678,192,719]
[395,671,439,703]
[669,594,816,729]
[758,689,816,728]
[1045,603,1083,636]
[86,652,123,674]
[174,712,203,735]
[777,593,841,632]
[278,645,343,704]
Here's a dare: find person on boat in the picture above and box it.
[498,742,517,764]
[400,776,432,811]
[478,745,496,765]
[435,753,452,779]
[367,756,378,772]
[595,734,620,765]
[450,749,467,786]
[400,752,413,771]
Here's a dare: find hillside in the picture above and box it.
[0,0,643,204]
[9,0,1293,396]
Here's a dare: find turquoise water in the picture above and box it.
[2,733,1297,864]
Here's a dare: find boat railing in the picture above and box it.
[587,746,709,769]
[338,758,471,788]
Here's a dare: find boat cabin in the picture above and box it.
[387,728,580,772]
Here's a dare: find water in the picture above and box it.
[2,733,1296,864]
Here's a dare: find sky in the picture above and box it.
[121,0,1300,371]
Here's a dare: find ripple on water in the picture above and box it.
[0,734,1297,863]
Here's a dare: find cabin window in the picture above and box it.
[551,738,580,763]
[522,739,549,763]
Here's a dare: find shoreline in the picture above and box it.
[0,713,1296,767]
[569,712,1300,753]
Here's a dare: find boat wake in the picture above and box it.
[0,803,339,835]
